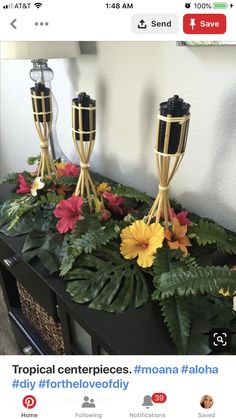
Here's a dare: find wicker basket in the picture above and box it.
[17,281,65,354]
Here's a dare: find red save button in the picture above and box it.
[183,14,226,34]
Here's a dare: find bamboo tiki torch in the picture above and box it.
[72,92,97,211]
[146,95,191,228]
[31,83,56,178]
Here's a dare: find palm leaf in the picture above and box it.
[65,248,150,313]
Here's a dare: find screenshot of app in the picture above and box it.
[0,1,236,418]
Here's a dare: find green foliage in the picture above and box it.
[160,297,192,354]
[1,160,236,352]
[153,265,236,300]
[60,219,127,276]
[169,197,184,212]
[53,176,79,186]
[182,255,199,269]
[27,155,40,165]
[113,184,152,205]
[188,295,236,355]
[72,219,125,254]
[188,219,236,254]
[0,172,19,185]
[153,264,236,353]
[0,195,36,230]
[7,201,42,231]
[66,246,150,313]
[22,230,63,274]
[152,247,186,292]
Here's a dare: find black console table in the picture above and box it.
[0,183,176,355]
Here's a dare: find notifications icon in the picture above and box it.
[22,395,37,409]
[142,395,153,409]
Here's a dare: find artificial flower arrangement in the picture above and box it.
[0,157,236,355]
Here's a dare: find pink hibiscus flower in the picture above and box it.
[53,195,83,233]
[169,208,192,225]
[103,191,126,215]
[16,174,31,194]
[56,163,80,177]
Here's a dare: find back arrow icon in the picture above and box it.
[10,19,17,29]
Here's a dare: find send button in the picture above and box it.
[132,14,178,34]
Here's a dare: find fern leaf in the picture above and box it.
[60,220,126,276]
[153,247,186,287]
[153,247,172,282]
[72,220,121,254]
[113,184,152,205]
[183,255,199,269]
[188,220,236,254]
[54,175,79,186]
[153,265,236,300]
[160,297,192,354]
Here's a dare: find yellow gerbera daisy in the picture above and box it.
[96,182,111,195]
[120,220,164,268]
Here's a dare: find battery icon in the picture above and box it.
[213,2,228,8]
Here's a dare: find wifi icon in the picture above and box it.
[34,2,42,8]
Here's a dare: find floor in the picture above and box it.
[0,286,21,355]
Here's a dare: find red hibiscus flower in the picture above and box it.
[56,163,80,177]
[103,191,126,215]
[53,195,83,233]
[102,209,111,221]
[16,174,31,194]
[169,209,192,225]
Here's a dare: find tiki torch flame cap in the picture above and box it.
[160,95,190,117]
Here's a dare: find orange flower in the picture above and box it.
[165,217,191,257]
[50,183,72,197]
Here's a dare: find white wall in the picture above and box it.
[1,42,236,231]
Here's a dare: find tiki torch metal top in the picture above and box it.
[158,95,191,154]
[160,95,190,117]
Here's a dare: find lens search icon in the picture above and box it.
[208,328,233,351]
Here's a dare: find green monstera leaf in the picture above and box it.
[65,245,150,313]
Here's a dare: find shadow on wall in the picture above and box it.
[65,58,80,94]
[139,83,158,185]
[178,44,236,65]
[64,42,98,162]
[65,41,98,89]
[197,86,236,231]
[93,79,164,197]
[178,189,236,233]
[96,75,108,171]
